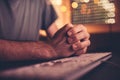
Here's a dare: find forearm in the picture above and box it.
[0,39,57,62]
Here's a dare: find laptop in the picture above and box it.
[0,52,112,80]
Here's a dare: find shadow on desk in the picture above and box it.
[79,51,120,80]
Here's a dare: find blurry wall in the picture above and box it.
[51,0,120,33]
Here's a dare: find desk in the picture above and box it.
[0,52,120,80]
[80,51,120,80]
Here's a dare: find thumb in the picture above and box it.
[53,24,73,39]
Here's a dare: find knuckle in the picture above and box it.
[84,26,87,31]
[79,24,87,32]
[88,33,90,38]
[78,24,84,28]
[70,27,76,34]
[69,35,79,43]
[74,35,79,41]
[66,24,73,29]
[81,25,87,30]
[86,33,90,39]
[88,40,91,46]
[72,41,81,50]
[64,24,73,31]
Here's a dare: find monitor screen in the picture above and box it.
[71,0,115,24]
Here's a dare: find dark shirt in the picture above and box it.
[0,0,57,41]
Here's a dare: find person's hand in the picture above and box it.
[0,24,90,61]
[67,24,90,55]
[51,24,90,58]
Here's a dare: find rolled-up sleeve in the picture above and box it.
[41,0,58,30]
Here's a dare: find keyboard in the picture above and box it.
[0,52,112,80]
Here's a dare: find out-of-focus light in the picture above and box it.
[107,12,115,17]
[39,30,47,37]
[105,19,115,24]
[72,2,78,9]
[60,5,67,12]
[102,3,115,11]
[80,0,83,2]
[108,8,115,12]
[84,0,90,3]
[80,0,90,3]
[100,0,109,3]
[51,0,62,5]
[94,0,99,4]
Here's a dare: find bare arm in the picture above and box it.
[0,24,90,62]
[0,40,57,62]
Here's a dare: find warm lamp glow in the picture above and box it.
[100,0,115,12]
[72,2,78,9]
[51,0,62,5]
[80,0,90,3]
[84,0,90,3]
[39,30,47,37]
[107,12,115,17]
[105,19,115,24]
[60,5,67,12]
[94,0,99,4]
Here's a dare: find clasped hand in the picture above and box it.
[51,24,90,58]
[0,24,90,61]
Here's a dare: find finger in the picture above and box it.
[72,40,90,51]
[67,24,87,37]
[75,47,87,56]
[68,31,90,44]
